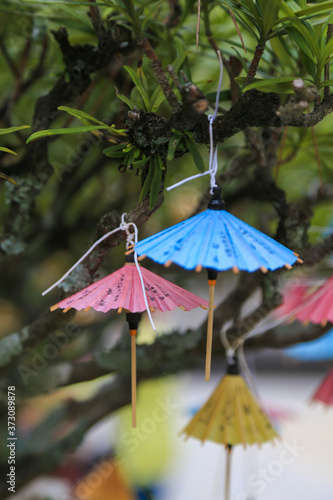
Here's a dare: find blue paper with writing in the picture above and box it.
[135,209,297,272]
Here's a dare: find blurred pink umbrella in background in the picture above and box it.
[294,275,333,326]
[273,283,309,319]
[311,368,333,406]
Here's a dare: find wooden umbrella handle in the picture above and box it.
[205,280,216,381]
[225,445,232,500]
[130,330,137,428]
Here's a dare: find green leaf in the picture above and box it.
[21,0,105,5]
[141,0,164,28]
[103,144,126,155]
[104,151,127,157]
[0,172,18,185]
[241,0,262,25]
[237,76,308,93]
[133,155,150,169]
[0,125,30,136]
[124,65,150,112]
[167,135,182,161]
[258,0,282,36]
[124,147,137,166]
[150,86,166,112]
[0,147,17,155]
[279,4,319,60]
[284,25,317,63]
[319,79,333,89]
[57,106,107,126]
[26,125,110,143]
[185,139,205,172]
[139,158,155,202]
[318,37,333,73]
[269,37,294,68]
[149,156,163,209]
[115,89,135,110]
[297,2,333,20]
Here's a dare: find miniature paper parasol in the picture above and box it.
[50,255,208,428]
[181,357,278,500]
[182,358,278,447]
[273,283,309,319]
[283,327,333,362]
[294,275,333,326]
[135,186,302,381]
[74,459,135,500]
[311,368,333,406]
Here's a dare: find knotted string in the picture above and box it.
[42,213,156,331]
[166,50,224,193]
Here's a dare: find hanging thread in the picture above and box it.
[42,213,156,331]
[166,50,223,192]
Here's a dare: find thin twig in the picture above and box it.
[245,41,266,87]
[138,37,181,112]
[196,0,201,50]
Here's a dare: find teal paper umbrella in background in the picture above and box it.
[135,186,302,381]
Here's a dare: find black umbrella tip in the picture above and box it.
[226,355,240,375]
[207,186,225,210]
[126,312,142,329]
[125,252,135,263]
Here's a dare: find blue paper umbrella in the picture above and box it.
[283,328,333,362]
[135,187,302,380]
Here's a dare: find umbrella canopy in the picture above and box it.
[135,187,301,381]
[74,459,135,500]
[182,360,278,447]
[50,257,208,428]
[283,328,333,362]
[51,262,209,314]
[294,276,333,326]
[135,188,300,273]
[273,283,309,319]
[311,368,333,406]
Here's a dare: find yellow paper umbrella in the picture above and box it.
[182,358,278,499]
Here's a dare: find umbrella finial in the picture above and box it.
[207,186,225,210]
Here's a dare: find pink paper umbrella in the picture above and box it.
[273,283,309,319]
[295,276,333,326]
[311,368,333,406]
[51,255,209,426]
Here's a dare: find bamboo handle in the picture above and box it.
[205,282,216,381]
[130,331,137,428]
[225,446,232,500]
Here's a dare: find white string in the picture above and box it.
[42,224,125,296]
[166,50,223,192]
[42,213,156,331]
[220,319,236,364]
